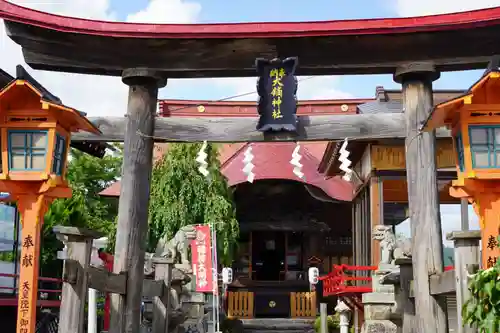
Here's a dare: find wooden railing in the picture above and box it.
[290,291,316,318]
[227,291,254,318]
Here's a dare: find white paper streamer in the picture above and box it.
[290,143,305,179]
[242,145,255,183]
[338,138,352,181]
[196,140,210,178]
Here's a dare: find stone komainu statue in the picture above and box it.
[372,224,411,265]
[155,224,198,265]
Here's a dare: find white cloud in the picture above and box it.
[126,0,201,24]
[394,0,500,17]
[0,0,202,117]
[1,0,354,117]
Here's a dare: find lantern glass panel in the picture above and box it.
[495,128,500,144]
[469,126,500,168]
[470,127,488,144]
[473,152,490,168]
[52,134,66,175]
[8,131,48,171]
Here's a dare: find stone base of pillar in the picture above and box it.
[361,270,402,333]
[361,320,399,333]
[181,292,208,333]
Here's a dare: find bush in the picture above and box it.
[220,317,244,333]
[462,238,500,333]
[313,313,340,332]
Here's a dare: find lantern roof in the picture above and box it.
[0,65,106,157]
[0,65,100,135]
[422,70,500,131]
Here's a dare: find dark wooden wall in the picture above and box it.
[353,186,371,271]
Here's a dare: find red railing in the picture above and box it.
[0,273,62,307]
[320,264,456,297]
[319,265,377,296]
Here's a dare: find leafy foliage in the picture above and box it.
[147,143,238,265]
[463,236,500,332]
[314,314,339,332]
[40,146,122,277]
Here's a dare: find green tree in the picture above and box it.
[148,143,238,265]
[40,146,122,277]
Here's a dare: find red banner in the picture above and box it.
[191,225,214,292]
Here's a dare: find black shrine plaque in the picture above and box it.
[256,57,298,132]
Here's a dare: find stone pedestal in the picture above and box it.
[180,264,207,333]
[361,269,401,333]
[181,292,207,333]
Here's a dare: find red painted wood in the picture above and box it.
[320,264,457,297]
[98,251,114,332]
[159,99,366,117]
[1,1,500,39]
[319,264,377,296]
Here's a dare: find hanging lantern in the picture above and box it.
[256,57,298,132]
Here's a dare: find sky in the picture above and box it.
[0,0,494,243]
[396,204,480,248]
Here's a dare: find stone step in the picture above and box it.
[241,318,314,329]
[241,318,314,333]
[243,328,308,333]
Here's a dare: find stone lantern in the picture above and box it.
[422,69,500,268]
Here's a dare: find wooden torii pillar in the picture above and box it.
[396,64,448,333]
[110,69,167,333]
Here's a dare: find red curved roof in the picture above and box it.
[222,142,353,201]
[100,142,354,201]
[1,1,500,38]
[2,1,500,77]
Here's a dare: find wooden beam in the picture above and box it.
[447,231,481,333]
[53,227,103,333]
[370,177,383,265]
[429,270,456,296]
[65,262,164,297]
[152,258,173,333]
[394,258,416,333]
[86,266,127,295]
[70,114,452,143]
[399,64,448,333]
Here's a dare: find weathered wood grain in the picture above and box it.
[6,14,500,78]
[429,270,456,296]
[394,258,417,333]
[447,231,481,333]
[70,114,452,143]
[54,227,102,333]
[152,258,173,333]
[86,266,127,295]
[110,73,162,333]
[402,68,448,333]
